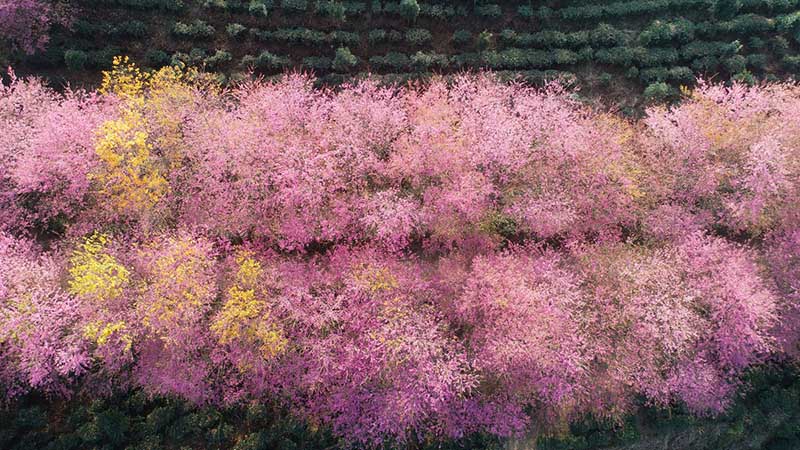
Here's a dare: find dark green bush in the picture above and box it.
[405,28,432,46]
[724,54,747,72]
[643,81,673,102]
[475,3,501,18]
[242,51,291,69]
[639,18,695,45]
[452,30,472,46]
[710,0,742,20]
[668,65,695,82]
[590,23,627,47]
[204,50,233,68]
[477,30,493,50]
[746,53,768,69]
[328,30,360,45]
[316,0,346,20]
[227,23,247,38]
[249,0,270,16]
[64,50,89,70]
[281,0,307,12]
[332,46,358,71]
[369,52,410,69]
[398,0,420,21]
[172,20,215,39]
[410,51,449,69]
[145,49,171,67]
[303,56,332,70]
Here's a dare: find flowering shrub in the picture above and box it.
[0,0,70,53]
[0,59,797,446]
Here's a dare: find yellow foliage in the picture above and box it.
[352,264,399,292]
[94,57,220,216]
[68,233,130,302]
[84,320,133,351]
[140,236,216,332]
[93,108,168,215]
[211,252,287,360]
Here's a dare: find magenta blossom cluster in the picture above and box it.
[0,0,68,54]
[1,66,798,445]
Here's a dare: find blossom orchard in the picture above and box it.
[1,57,798,444]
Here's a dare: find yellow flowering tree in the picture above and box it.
[211,251,287,361]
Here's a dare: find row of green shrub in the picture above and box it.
[72,20,148,39]
[248,27,360,45]
[89,0,183,11]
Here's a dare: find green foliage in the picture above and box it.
[475,3,502,18]
[172,20,215,39]
[64,50,89,70]
[639,18,695,45]
[477,30,494,50]
[145,49,171,67]
[452,29,472,46]
[242,51,291,69]
[369,52,410,69]
[205,50,233,68]
[281,0,307,12]
[643,81,673,102]
[332,46,358,72]
[398,0,420,21]
[316,0,346,20]
[303,56,331,70]
[710,0,743,20]
[405,28,432,46]
[248,0,270,16]
[227,23,247,38]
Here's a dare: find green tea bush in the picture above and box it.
[475,3,502,18]
[332,46,358,71]
[710,0,743,20]
[639,18,695,45]
[328,30,360,45]
[248,0,270,16]
[281,0,307,12]
[420,3,455,19]
[724,54,748,72]
[241,51,291,69]
[643,81,673,102]
[590,23,627,47]
[64,50,89,70]
[172,20,215,39]
[560,4,602,21]
[635,47,679,66]
[724,14,775,34]
[452,30,472,46]
[746,53,769,69]
[405,28,432,46]
[145,49,171,67]
[477,30,494,50]
[111,20,147,38]
[398,0,420,21]
[316,0,346,20]
[692,55,721,71]
[226,23,247,38]
[204,50,233,68]
[342,1,366,14]
[369,52,410,69]
[553,49,579,65]
[303,56,332,70]
[518,4,533,18]
[668,65,695,81]
[595,46,636,65]
[640,66,669,83]
[410,51,449,69]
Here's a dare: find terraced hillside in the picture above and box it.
[6,0,800,104]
